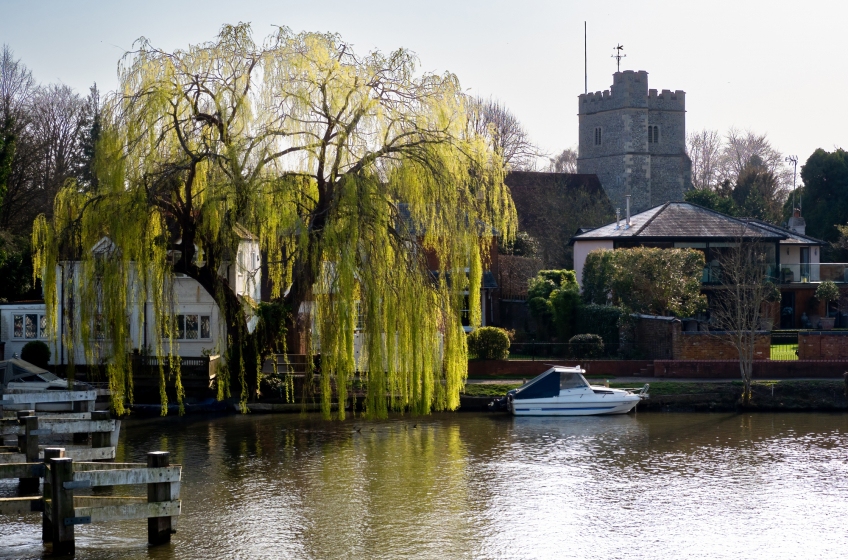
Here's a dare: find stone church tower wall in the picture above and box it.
[577,70,692,213]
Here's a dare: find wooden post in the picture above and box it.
[42,448,65,542]
[147,451,173,545]
[72,398,94,444]
[90,410,111,450]
[15,409,34,453]
[50,457,75,555]
[18,411,39,494]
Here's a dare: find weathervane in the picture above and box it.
[612,44,626,72]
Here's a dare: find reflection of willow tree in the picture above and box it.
[32,24,515,418]
[306,424,469,556]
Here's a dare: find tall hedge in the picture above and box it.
[575,304,621,345]
[581,247,706,317]
[527,269,580,341]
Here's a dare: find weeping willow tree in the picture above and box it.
[32,24,516,418]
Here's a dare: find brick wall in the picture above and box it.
[653,360,848,379]
[469,358,848,379]
[633,315,679,360]
[468,359,653,378]
[798,332,848,360]
[675,332,770,361]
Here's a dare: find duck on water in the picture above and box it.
[488,366,650,416]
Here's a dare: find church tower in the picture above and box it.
[577,70,692,213]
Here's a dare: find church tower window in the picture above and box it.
[648,125,659,144]
[594,127,602,146]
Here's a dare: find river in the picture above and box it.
[2,411,848,559]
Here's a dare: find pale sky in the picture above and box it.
[1,0,845,171]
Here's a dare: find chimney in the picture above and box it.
[625,195,631,228]
[615,208,621,229]
[788,208,806,235]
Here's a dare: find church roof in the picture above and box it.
[570,202,791,243]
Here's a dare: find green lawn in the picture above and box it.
[770,343,798,360]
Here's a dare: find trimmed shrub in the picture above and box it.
[816,281,840,315]
[569,333,604,359]
[575,304,621,345]
[527,270,580,341]
[468,327,511,360]
[21,340,51,369]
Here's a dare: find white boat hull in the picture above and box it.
[509,396,641,416]
[499,365,648,417]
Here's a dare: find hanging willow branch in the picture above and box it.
[32,23,516,418]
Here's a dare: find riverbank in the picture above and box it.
[118,378,848,416]
[460,379,848,412]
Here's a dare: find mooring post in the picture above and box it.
[42,448,65,542]
[18,411,40,494]
[72,398,94,444]
[147,451,173,545]
[15,409,34,452]
[50,456,75,555]
[90,410,111,451]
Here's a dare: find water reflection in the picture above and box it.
[2,412,847,559]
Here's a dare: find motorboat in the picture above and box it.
[488,366,649,416]
[0,359,69,391]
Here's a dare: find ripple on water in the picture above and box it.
[2,412,848,559]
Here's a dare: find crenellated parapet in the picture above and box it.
[648,88,685,111]
[578,70,684,114]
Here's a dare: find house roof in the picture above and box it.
[570,202,791,243]
[746,219,826,246]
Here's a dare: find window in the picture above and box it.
[559,371,588,390]
[13,314,49,339]
[461,295,471,327]
[648,125,659,144]
[594,127,602,146]
[164,314,212,340]
[354,301,366,331]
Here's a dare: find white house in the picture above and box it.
[0,229,261,366]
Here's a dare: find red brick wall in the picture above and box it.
[467,359,653,378]
[633,316,679,360]
[469,358,848,379]
[653,359,848,379]
[675,332,770,361]
[798,332,848,360]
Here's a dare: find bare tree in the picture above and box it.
[686,127,791,195]
[721,128,791,192]
[1,45,35,217]
[468,96,538,170]
[710,227,779,404]
[547,147,577,173]
[0,45,35,121]
[1,83,86,232]
[686,129,722,189]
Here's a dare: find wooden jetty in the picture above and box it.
[1,390,119,463]
[0,449,181,554]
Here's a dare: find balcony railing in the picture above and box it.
[702,264,780,284]
[776,263,848,283]
[702,263,848,284]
